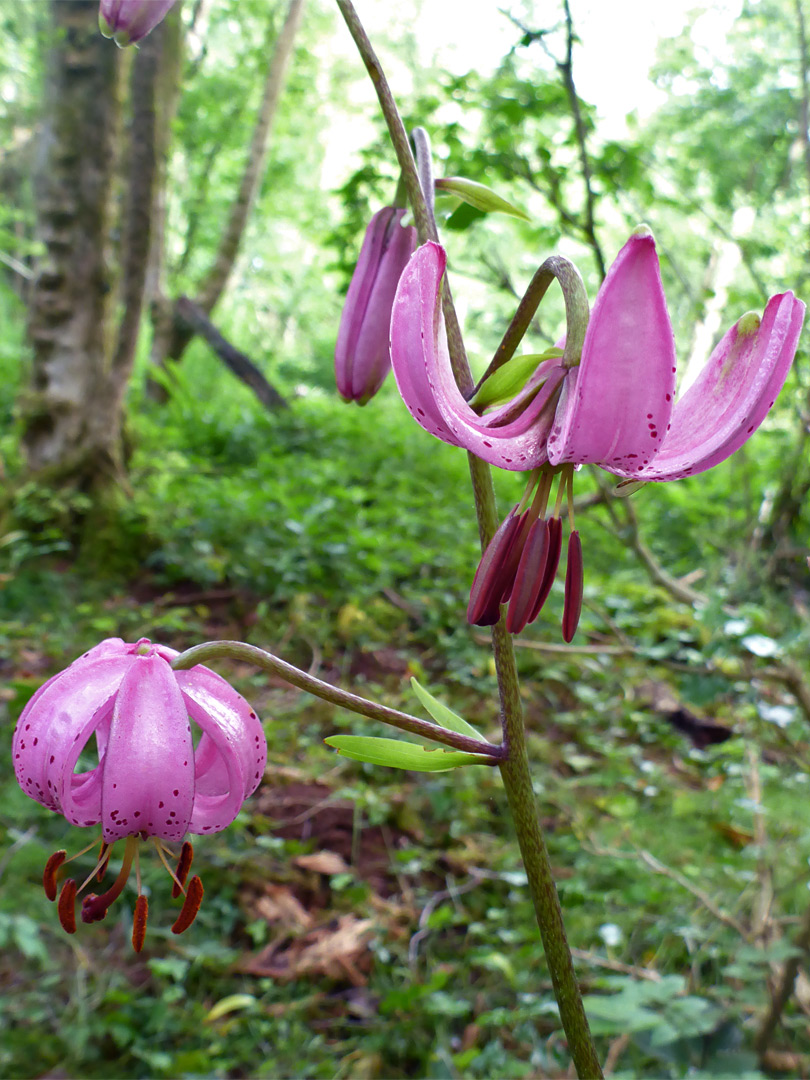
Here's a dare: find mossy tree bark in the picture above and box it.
[21,0,163,489]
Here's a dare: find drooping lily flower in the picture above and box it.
[390,232,805,637]
[99,0,177,47]
[336,207,417,404]
[13,638,266,950]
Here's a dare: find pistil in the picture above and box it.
[82,835,139,923]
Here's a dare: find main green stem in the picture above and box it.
[336,3,602,1076]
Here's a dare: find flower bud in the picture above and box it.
[99,1,177,47]
[336,207,417,405]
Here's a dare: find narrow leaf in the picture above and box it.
[324,735,491,771]
[205,995,257,1023]
[470,350,563,411]
[436,177,531,221]
[445,202,486,231]
[410,677,483,739]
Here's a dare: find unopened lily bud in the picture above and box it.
[99,0,177,47]
[336,207,417,405]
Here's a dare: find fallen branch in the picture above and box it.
[597,480,707,606]
[175,295,288,411]
[754,899,810,1059]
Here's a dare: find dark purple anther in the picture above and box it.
[529,516,563,623]
[562,530,583,643]
[506,519,550,634]
[467,507,522,626]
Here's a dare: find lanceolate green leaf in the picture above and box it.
[410,677,483,739]
[470,350,564,412]
[435,176,531,221]
[324,735,491,771]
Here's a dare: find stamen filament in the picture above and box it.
[97,842,110,883]
[64,837,107,865]
[566,467,576,531]
[516,469,541,515]
[553,472,566,519]
[528,468,554,520]
[154,839,187,896]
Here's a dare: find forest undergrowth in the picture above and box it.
[2,347,810,1079]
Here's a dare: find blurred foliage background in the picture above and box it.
[1,0,810,1076]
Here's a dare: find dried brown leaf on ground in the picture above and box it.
[294,850,351,876]
[253,884,314,931]
[240,915,375,985]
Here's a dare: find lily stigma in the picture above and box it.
[13,637,267,950]
[390,228,805,638]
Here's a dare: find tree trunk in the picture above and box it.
[21,0,121,480]
[21,0,165,487]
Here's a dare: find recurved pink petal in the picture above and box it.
[177,665,266,835]
[14,652,133,824]
[391,243,561,470]
[19,637,128,725]
[610,292,806,481]
[548,231,676,472]
[100,653,194,843]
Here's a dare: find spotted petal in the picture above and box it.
[100,653,194,843]
[608,291,806,481]
[177,665,266,835]
[13,651,133,824]
[391,242,563,470]
[548,231,677,473]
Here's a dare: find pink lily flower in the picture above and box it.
[336,207,417,404]
[13,637,266,950]
[99,0,177,46]
[390,232,805,637]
